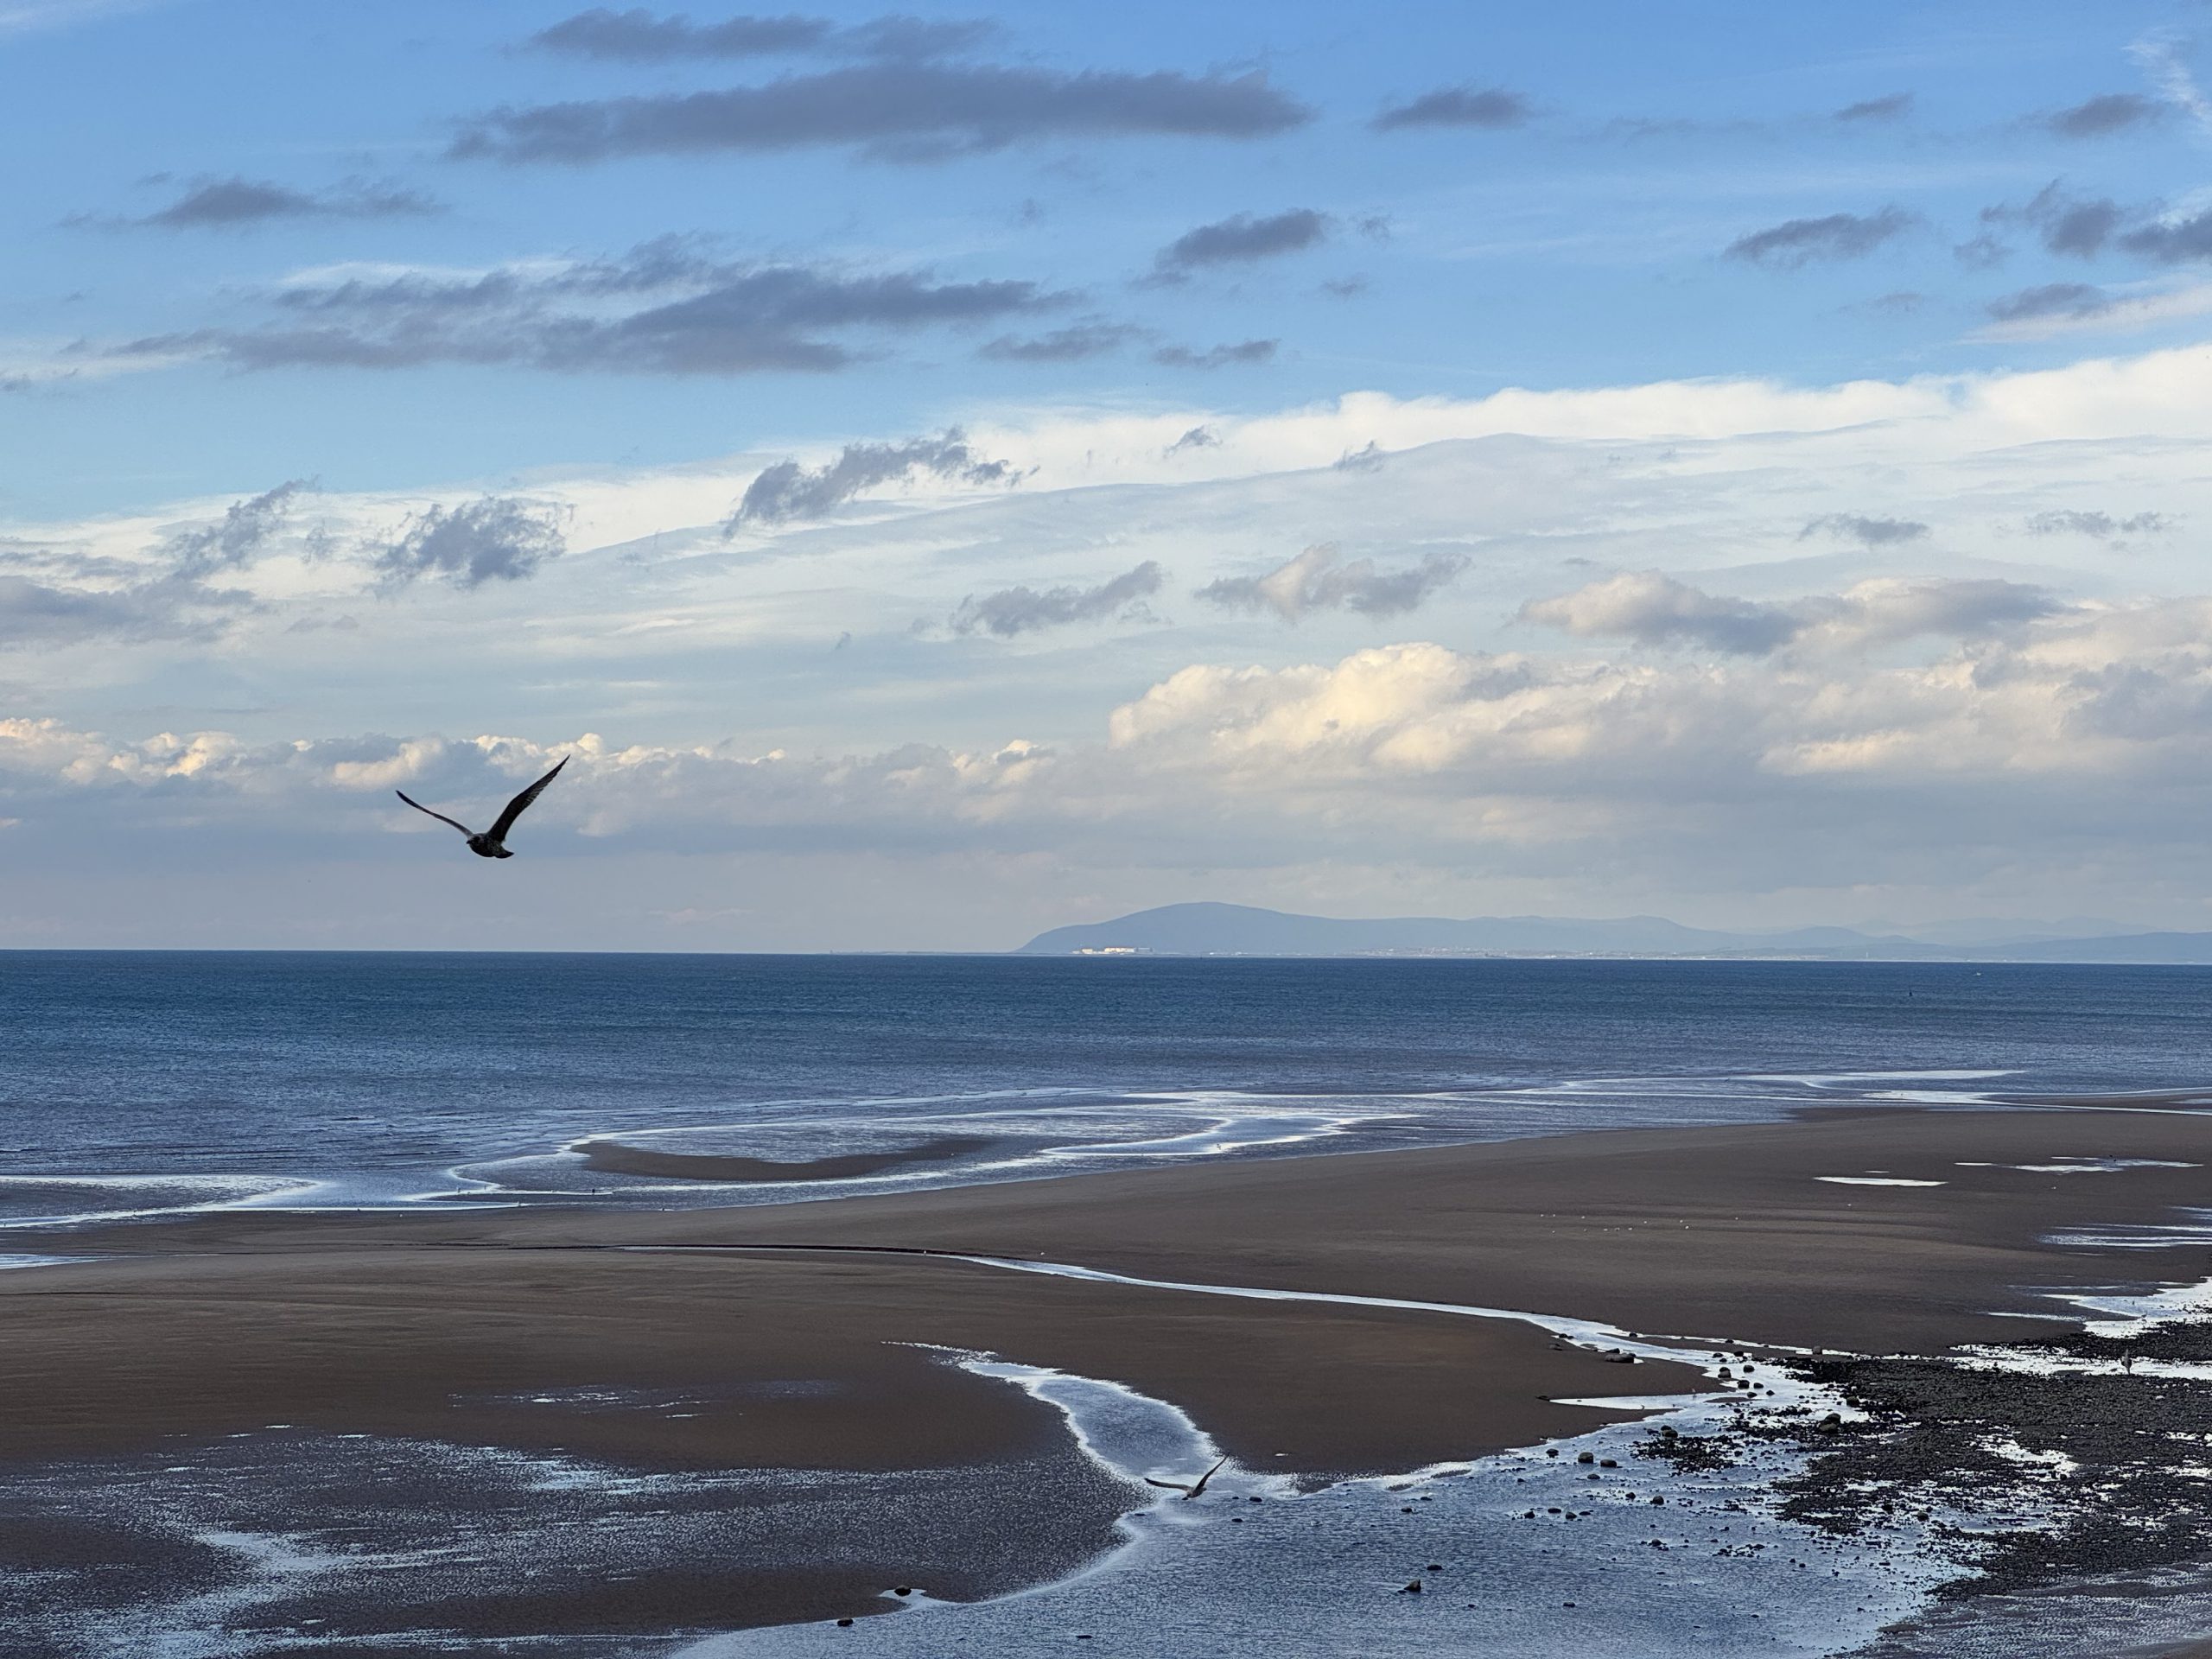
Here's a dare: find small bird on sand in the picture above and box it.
[1144,1454,1230,1500]
[396,756,568,860]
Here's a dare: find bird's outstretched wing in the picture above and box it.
[489,755,569,842]
[1144,1455,1230,1498]
[395,791,473,836]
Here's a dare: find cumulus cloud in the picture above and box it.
[528,9,993,62]
[111,176,440,230]
[1099,611,2212,821]
[451,63,1312,164]
[1194,543,1466,622]
[1724,207,1916,269]
[1153,339,1277,369]
[1986,282,2113,323]
[726,428,1018,529]
[111,239,1057,377]
[1835,92,1913,123]
[1520,570,2061,656]
[16,594,2212,930]
[372,497,568,588]
[949,560,1165,636]
[2045,92,2163,137]
[1800,512,1929,547]
[1154,209,1332,276]
[1371,86,1531,131]
[976,322,1136,362]
[2026,509,2174,538]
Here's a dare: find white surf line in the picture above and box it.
[616,1243,1808,1376]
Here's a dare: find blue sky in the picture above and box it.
[7,0,2212,947]
[4,0,2203,513]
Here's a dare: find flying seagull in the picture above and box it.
[1144,1454,1230,1501]
[396,756,569,860]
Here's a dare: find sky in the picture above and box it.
[7,0,2212,949]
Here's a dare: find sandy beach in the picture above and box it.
[7,1103,2212,1643]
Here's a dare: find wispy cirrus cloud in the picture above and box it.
[2024,508,2173,539]
[1371,86,1531,131]
[949,560,1165,636]
[1152,339,1277,370]
[104,239,1059,378]
[1725,207,1917,269]
[162,480,310,575]
[726,428,1019,530]
[1834,92,1913,123]
[1195,543,1465,621]
[1151,209,1332,282]
[372,496,569,589]
[528,9,995,63]
[87,175,441,231]
[2044,92,2164,137]
[976,321,1139,363]
[1519,570,2061,657]
[451,62,1312,165]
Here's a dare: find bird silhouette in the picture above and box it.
[396,756,569,860]
[1144,1454,1230,1500]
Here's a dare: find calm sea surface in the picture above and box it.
[2,953,2207,1229]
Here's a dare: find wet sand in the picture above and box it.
[572,1131,995,1183]
[8,1104,2212,1638]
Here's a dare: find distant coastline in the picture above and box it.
[1018,900,2212,964]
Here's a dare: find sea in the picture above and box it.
[3,952,2209,1230]
[9,953,2212,1659]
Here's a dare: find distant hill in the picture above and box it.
[1014,902,2197,963]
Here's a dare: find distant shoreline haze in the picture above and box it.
[1016,902,2207,963]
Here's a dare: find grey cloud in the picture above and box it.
[374,497,568,588]
[121,176,440,230]
[977,322,1136,362]
[1520,570,1798,655]
[1332,441,1384,472]
[1195,543,1465,622]
[727,428,1017,529]
[1835,92,1913,123]
[1954,232,2009,269]
[2116,211,2212,264]
[1371,86,1531,131]
[1521,570,2059,656]
[1154,209,1332,274]
[534,9,827,59]
[1985,182,2122,257]
[1724,207,1916,269]
[114,241,1056,378]
[1152,339,1277,369]
[1800,512,1929,547]
[1165,424,1218,456]
[949,560,1165,636]
[451,64,1312,165]
[530,10,994,62]
[162,481,309,576]
[2025,509,2174,538]
[2037,196,2120,257]
[0,572,251,649]
[2046,92,2163,137]
[1986,282,2112,323]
